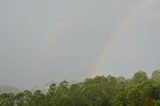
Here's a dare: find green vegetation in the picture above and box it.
[0,70,160,106]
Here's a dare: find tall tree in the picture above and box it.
[132,71,148,84]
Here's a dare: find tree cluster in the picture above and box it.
[0,70,160,106]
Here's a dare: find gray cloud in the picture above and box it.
[0,0,160,88]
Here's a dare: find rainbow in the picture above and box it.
[89,0,145,78]
[33,0,157,78]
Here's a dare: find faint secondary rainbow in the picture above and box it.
[89,0,145,78]
[33,18,73,75]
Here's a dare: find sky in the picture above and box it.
[0,0,160,89]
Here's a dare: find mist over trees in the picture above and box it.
[0,86,19,94]
[0,70,160,106]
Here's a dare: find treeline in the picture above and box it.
[0,70,160,106]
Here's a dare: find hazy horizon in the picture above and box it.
[0,0,160,89]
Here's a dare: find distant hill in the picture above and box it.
[0,85,19,94]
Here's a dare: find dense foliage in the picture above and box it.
[0,70,160,106]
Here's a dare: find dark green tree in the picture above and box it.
[0,93,14,106]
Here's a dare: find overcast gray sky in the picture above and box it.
[0,0,160,88]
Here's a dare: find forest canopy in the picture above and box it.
[0,70,160,106]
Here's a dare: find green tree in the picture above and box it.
[32,90,48,106]
[132,71,148,84]
[23,90,33,106]
[127,87,142,106]
[0,93,14,106]
[46,83,56,106]
[151,70,160,99]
